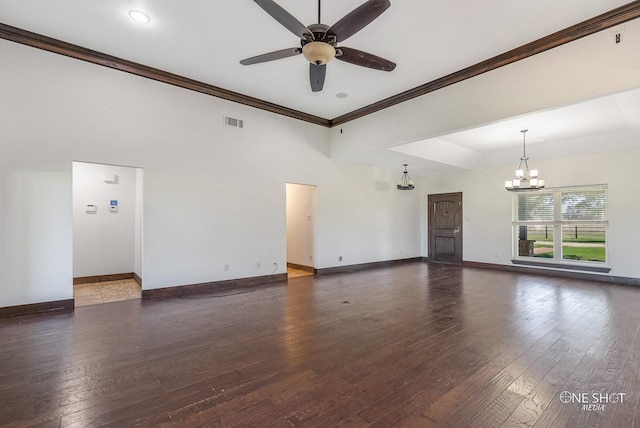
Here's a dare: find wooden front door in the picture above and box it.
[428,192,463,264]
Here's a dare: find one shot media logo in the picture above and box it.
[559,391,627,411]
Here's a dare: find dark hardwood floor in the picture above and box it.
[2,262,640,427]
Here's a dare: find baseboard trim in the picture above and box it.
[315,257,423,275]
[463,260,640,286]
[133,273,142,286]
[8,258,637,317]
[0,299,74,318]
[73,272,134,285]
[287,262,315,273]
[142,273,288,300]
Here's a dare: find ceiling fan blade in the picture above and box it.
[336,47,396,71]
[253,0,314,40]
[309,63,327,92]
[240,47,302,65]
[327,0,390,43]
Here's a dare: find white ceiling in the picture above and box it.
[344,87,640,176]
[1,0,639,176]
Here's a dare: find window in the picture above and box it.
[512,185,608,269]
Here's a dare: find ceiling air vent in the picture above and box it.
[224,116,244,128]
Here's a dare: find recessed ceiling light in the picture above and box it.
[336,92,349,99]
[128,10,150,24]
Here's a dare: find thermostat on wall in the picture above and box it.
[86,204,97,213]
[109,200,118,212]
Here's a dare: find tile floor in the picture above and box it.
[74,279,141,307]
[287,267,314,278]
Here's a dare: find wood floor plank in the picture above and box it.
[422,325,563,425]
[2,263,640,426]
[503,308,605,427]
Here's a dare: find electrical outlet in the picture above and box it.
[338,256,343,262]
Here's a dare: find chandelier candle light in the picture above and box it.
[505,129,545,191]
[397,164,415,190]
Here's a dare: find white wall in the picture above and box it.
[315,161,422,268]
[0,39,423,307]
[421,146,640,279]
[72,162,138,278]
[1,169,72,305]
[286,183,315,267]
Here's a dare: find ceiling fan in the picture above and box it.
[240,0,396,92]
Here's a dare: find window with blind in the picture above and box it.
[512,185,608,267]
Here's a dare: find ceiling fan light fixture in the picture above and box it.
[242,0,395,91]
[302,42,336,65]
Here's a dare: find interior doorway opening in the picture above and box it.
[72,161,143,305]
[286,183,316,278]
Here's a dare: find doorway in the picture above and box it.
[72,161,143,305]
[286,183,316,278]
[428,192,463,264]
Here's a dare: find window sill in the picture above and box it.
[511,258,611,273]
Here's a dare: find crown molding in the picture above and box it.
[329,1,640,126]
[0,22,330,127]
[2,1,639,128]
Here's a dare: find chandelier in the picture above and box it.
[505,129,545,191]
[397,164,415,190]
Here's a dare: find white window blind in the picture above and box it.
[561,188,606,221]
[514,192,554,222]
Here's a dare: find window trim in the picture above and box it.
[511,185,609,272]
[511,258,611,273]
